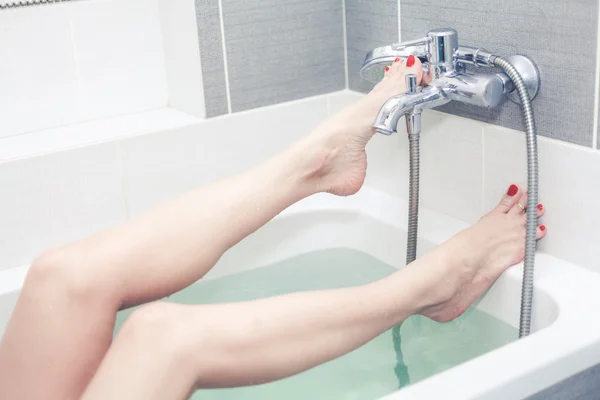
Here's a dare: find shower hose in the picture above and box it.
[404,56,538,338]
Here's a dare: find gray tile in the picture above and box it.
[401,0,598,146]
[195,0,229,117]
[346,0,398,93]
[221,0,345,112]
[527,363,600,400]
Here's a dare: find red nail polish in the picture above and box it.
[406,55,416,67]
[385,66,390,72]
[394,57,400,62]
[507,184,518,197]
[540,225,546,232]
[538,204,543,211]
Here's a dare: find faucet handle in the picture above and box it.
[392,37,431,54]
[406,74,418,94]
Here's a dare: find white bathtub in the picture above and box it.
[1,186,600,399]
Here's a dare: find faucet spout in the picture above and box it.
[373,86,450,135]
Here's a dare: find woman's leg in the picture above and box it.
[0,58,422,399]
[81,188,546,400]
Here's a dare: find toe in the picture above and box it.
[509,191,528,215]
[510,194,545,217]
[494,184,523,213]
[406,55,424,85]
[520,201,545,224]
[393,54,424,84]
[537,225,547,240]
[537,203,545,218]
[384,65,391,77]
[387,55,424,87]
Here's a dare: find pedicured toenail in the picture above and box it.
[385,66,390,72]
[394,57,401,62]
[406,55,416,67]
[538,204,543,211]
[540,225,546,232]
[507,184,518,197]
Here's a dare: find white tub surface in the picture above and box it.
[1,186,600,399]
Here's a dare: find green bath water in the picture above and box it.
[114,249,517,400]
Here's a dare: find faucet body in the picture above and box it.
[365,28,539,135]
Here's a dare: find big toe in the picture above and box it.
[384,55,424,87]
[494,184,524,214]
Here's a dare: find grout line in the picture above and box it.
[67,5,84,118]
[342,0,349,89]
[397,0,401,41]
[116,142,132,220]
[217,0,232,114]
[481,124,486,216]
[593,2,600,149]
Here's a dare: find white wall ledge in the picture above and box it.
[0,107,200,163]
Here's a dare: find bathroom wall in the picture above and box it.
[347,0,600,147]
[194,0,346,117]
[0,0,170,137]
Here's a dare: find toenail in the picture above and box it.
[538,204,543,211]
[406,55,416,67]
[394,57,400,62]
[385,66,390,72]
[507,184,518,197]
[540,225,546,232]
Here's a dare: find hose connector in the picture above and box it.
[455,46,496,68]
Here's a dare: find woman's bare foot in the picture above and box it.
[305,55,424,196]
[419,185,547,322]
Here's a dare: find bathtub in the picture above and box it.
[1,186,600,399]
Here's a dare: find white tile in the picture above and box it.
[419,111,484,224]
[157,0,206,118]
[365,111,484,224]
[70,0,169,121]
[0,107,199,162]
[0,143,127,270]
[327,90,365,116]
[484,124,600,271]
[364,130,410,199]
[122,97,330,216]
[0,5,80,137]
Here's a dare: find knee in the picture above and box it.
[25,245,101,302]
[119,302,196,364]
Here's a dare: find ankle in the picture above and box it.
[275,136,334,195]
[411,245,467,315]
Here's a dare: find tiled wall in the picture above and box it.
[194,0,345,117]
[0,0,169,137]
[346,0,398,93]
[346,0,600,148]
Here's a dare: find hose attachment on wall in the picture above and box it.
[491,56,539,338]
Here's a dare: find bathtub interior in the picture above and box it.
[0,203,559,339]
[205,207,559,334]
[0,192,561,400]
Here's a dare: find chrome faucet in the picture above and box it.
[362,28,540,135]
